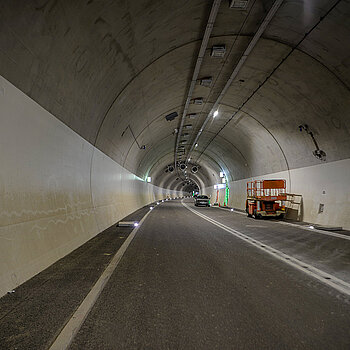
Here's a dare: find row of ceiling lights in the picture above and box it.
[173,0,253,182]
[175,43,226,162]
[185,0,284,166]
[165,162,199,174]
[174,0,222,171]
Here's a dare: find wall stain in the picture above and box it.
[94,12,136,75]
[35,0,58,14]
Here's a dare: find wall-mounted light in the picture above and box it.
[147,177,151,183]
[220,171,224,177]
[195,143,198,148]
[222,177,226,184]
[214,184,226,189]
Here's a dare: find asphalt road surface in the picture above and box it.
[67,199,350,350]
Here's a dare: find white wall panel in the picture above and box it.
[0,77,180,297]
[205,159,350,230]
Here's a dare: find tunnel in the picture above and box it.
[0,0,350,349]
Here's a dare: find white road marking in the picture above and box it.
[213,206,350,241]
[48,209,152,350]
[183,201,350,297]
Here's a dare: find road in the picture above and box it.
[1,199,349,349]
[67,199,350,350]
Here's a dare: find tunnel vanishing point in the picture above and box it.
[0,0,350,345]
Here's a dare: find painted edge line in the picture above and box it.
[183,201,350,297]
[213,205,350,241]
[48,207,153,350]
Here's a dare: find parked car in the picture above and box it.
[195,195,210,207]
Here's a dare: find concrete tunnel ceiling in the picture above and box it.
[1,0,349,192]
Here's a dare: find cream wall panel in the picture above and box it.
[204,159,350,230]
[0,76,99,296]
[288,159,350,229]
[0,77,180,297]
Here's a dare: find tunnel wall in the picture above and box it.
[204,158,350,230]
[0,76,181,297]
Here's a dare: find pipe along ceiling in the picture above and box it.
[1,0,349,191]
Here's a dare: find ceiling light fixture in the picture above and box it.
[193,98,204,105]
[213,110,219,118]
[229,0,249,9]
[200,77,213,87]
[211,45,226,58]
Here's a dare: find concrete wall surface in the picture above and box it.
[0,76,181,297]
[204,158,350,230]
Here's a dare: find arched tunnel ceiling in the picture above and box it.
[1,0,349,191]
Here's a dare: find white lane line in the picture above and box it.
[183,201,350,297]
[213,206,350,241]
[49,209,152,350]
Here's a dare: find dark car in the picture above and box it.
[195,195,210,207]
